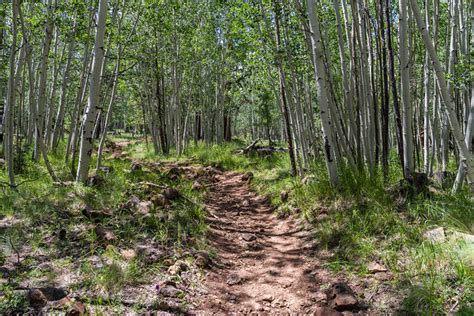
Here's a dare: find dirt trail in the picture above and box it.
[196,171,323,314]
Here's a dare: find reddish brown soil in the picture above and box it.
[195,171,323,314]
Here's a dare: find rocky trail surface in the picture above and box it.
[193,171,367,315]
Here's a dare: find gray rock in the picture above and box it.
[314,307,343,316]
[226,273,242,285]
[168,260,187,275]
[160,286,181,298]
[367,262,388,273]
[423,227,445,243]
[451,231,474,243]
[326,283,359,312]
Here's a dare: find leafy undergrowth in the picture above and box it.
[1,139,473,314]
[183,141,474,315]
[0,138,211,314]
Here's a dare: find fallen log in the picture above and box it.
[235,140,287,157]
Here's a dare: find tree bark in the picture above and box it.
[274,1,297,177]
[76,0,108,183]
[400,0,414,178]
[409,0,474,197]
[307,0,339,186]
[4,0,19,186]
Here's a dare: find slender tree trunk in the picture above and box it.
[400,0,414,178]
[409,0,474,197]
[386,0,405,169]
[52,20,76,151]
[307,0,339,186]
[34,0,54,161]
[423,0,431,174]
[0,6,5,145]
[377,0,390,179]
[76,0,108,183]
[4,0,19,186]
[97,38,123,170]
[44,28,61,147]
[274,1,297,177]
[452,2,474,192]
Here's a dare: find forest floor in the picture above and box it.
[0,137,473,315]
[197,170,321,313]
[191,168,408,315]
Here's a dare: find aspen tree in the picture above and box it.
[307,0,339,186]
[400,0,414,178]
[4,0,19,187]
[76,0,108,183]
[409,0,474,198]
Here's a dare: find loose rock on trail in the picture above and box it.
[193,171,356,314]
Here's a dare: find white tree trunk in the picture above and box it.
[34,0,54,160]
[452,2,474,192]
[76,0,108,183]
[400,0,414,178]
[307,0,339,186]
[409,0,474,197]
[423,0,431,174]
[51,20,76,150]
[4,0,19,186]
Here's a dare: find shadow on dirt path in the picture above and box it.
[194,171,324,314]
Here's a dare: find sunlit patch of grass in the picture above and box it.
[183,142,474,313]
[0,137,211,311]
[1,138,473,313]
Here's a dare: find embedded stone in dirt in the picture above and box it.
[152,194,171,207]
[39,287,68,301]
[168,260,188,275]
[162,188,180,200]
[130,161,143,172]
[280,190,289,202]
[242,234,257,242]
[241,172,253,181]
[326,282,359,311]
[451,231,474,243]
[314,307,343,316]
[121,249,137,261]
[28,287,68,308]
[137,245,165,263]
[367,262,388,274]
[158,279,177,288]
[194,251,211,268]
[242,199,250,207]
[87,174,104,186]
[160,285,181,298]
[192,181,203,191]
[136,201,152,214]
[374,272,393,281]
[28,289,48,308]
[54,297,86,316]
[96,228,116,243]
[226,273,242,285]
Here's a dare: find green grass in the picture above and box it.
[178,140,474,314]
[1,138,473,313]
[0,137,208,313]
